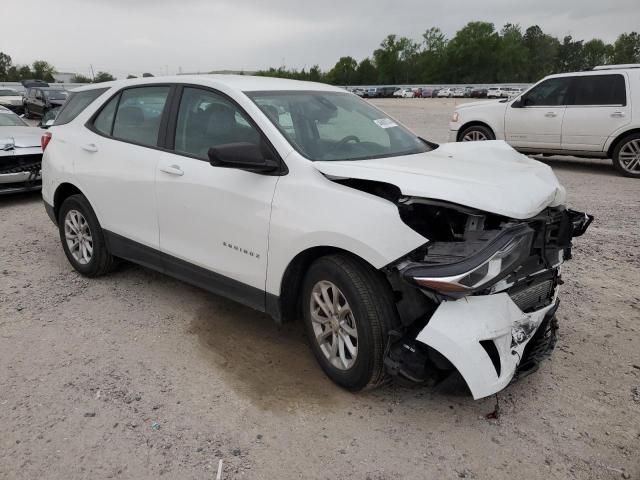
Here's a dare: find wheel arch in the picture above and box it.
[52,182,86,223]
[271,246,387,324]
[607,128,640,158]
[456,121,495,142]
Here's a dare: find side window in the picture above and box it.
[54,88,108,126]
[523,77,572,107]
[93,93,120,135]
[110,87,170,147]
[568,74,626,106]
[173,87,262,160]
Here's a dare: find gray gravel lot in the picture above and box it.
[1,98,639,479]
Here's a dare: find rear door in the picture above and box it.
[561,73,630,152]
[74,85,172,249]
[504,76,572,150]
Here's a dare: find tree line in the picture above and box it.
[0,52,153,84]
[255,22,640,85]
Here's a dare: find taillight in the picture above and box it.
[41,131,52,151]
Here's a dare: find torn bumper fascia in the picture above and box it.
[415,291,558,400]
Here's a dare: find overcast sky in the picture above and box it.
[5,0,640,78]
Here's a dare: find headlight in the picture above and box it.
[451,112,459,122]
[407,226,533,296]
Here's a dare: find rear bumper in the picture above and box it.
[415,292,559,399]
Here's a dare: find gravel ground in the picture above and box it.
[1,98,639,480]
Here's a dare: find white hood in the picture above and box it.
[0,126,43,148]
[313,141,566,219]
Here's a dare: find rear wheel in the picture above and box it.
[58,194,116,277]
[302,254,397,391]
[612,133,640,178]
[459,124,495,142]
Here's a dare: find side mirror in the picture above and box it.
[208,142,279,173]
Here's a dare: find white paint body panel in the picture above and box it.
[312,141,566,220]
[416,293,557,399]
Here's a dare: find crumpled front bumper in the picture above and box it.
[415,291,558,399]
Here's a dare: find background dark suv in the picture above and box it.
[23,87,68,119]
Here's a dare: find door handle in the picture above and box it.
[160,165,184,176]
[544,112,557,118]
[81,143,98,153]
[611,111,625,118]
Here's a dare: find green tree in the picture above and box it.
[70,74,93,83]
[126,74,138,79]
[308,65,322,82]
[0,52,12,81]
[523,25,560,81]
[93,71,116,82]
[355,58,377,84]
[444,21,501,83]
[497,24,528,82]
[32,60,56,82]
[417,27,448,82]
[325,56,358,85]
[557,35,585,72]
[142,72,154,78]
[582,39,612,69]
[612,32,640,63]
[18,65,33,80]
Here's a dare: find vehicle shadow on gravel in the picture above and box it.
[188,294,472,412]
[0,191,42,207]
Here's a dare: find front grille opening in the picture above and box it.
[509,279,555,313]
[480,340,501,377]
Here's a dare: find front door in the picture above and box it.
[505,77,572,150]
[156,86,278,308]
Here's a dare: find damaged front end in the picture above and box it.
[383,197,592,399]
[0,138,42,195]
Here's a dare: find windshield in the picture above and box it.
[248,91,431,161]
[0,113,27,126]
[0,90,18,97]
[44,90,67,100]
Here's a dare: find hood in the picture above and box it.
[0,126,43,148]
[313,141,566,220]
[455,99,506,110]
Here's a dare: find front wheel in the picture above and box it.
[302,254,397,391]
[612,133,640,178]
[458,124,495,142]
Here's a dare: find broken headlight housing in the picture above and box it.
[404,225,534,297]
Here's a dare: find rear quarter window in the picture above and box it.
[54,88,109,126]
[568,74,626,106]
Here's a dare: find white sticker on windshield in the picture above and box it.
[374,118,398,129]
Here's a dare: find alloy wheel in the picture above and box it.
[618,139,640,174]
[64,209,93,265]
[309,280,358,370]
[462,130,488,141]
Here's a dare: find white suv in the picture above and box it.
[42,76,591,399]
[450,65,640,177]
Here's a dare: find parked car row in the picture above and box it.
[346,85,527,99]
[0,80,68,118]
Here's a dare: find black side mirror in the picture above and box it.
[208,142,279,173]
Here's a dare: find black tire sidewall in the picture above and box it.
[612,133,640,178]
[459,125,495,142]
[301,258,381,391]
[58,195,110,276]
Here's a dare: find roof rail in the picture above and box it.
[593,64,640,71]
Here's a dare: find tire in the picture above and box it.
[301,254,398,391]
[612,133,640,178]
[458,124,495,142]
[58,194,116,277]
